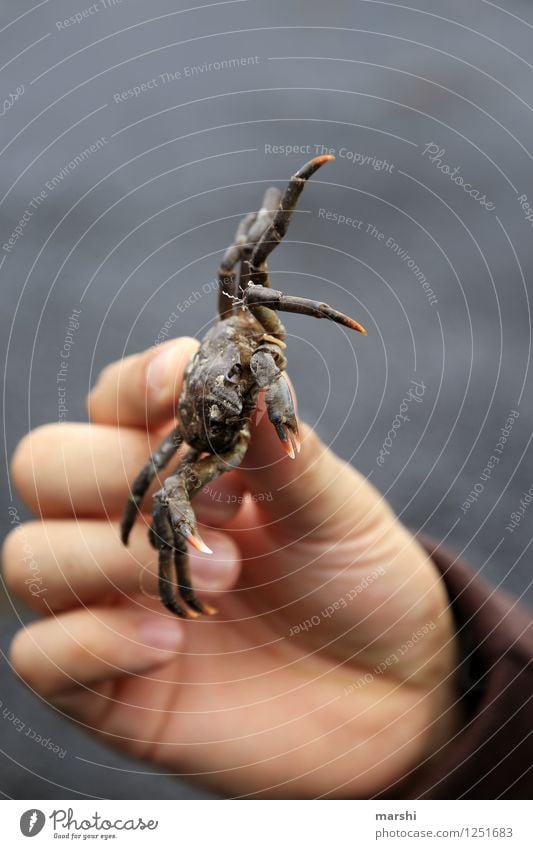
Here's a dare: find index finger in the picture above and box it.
[87,337,199,429]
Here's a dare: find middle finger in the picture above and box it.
[11,422,246,521]
[3,519,241,614]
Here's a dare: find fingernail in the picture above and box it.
[146,345,176,399]
[192,537,239,590]
[138,616,184,652]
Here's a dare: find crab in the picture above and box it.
[121,155,367,618]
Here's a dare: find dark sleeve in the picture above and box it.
[384,538,533,799]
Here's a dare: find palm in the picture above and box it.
[88,463,456,798]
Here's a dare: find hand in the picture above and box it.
[3,338,459,798]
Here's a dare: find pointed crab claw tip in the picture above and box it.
[281,439,296,460]
[182,528,213,555]
[314,154,336,165]
[349,319,368,335]
[286,427,301,459]
[184,608,202,620]
[275,421,300,459]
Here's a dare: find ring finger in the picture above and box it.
[2,519,241,614]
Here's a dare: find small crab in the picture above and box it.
[121,155,367,618]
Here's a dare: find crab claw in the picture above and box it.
[266,374,301,460]
[196,601,218,616]
[276,423,301,460]
[167,500,213,554]
[294,154,336,180]
[180,525,213,555]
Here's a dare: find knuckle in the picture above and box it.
[89,358,115,399]
[11,424,58,500]
[87,357,133,418]
[9,628,37,687]
[10,624,84,696]
[95,361,115,386]
[2,525,28,590]
[2,522,47,608]
[86,366,113,419]
[88,353,145,422]
[61,634,91,672]
[10,433,32,496]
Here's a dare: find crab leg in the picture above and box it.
[243,284,367,335]
[121,424,183,545]
[218,211,258,318]
[151,498,193,619]
[238,186,282,291]
[151,427,251,616]
[249,155,335,273]
[243,155,339,333]
[245,187,283,250]
[217,187,283,317]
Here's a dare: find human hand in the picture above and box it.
[4,338,458,798]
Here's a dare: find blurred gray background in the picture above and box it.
[1,0,532,798]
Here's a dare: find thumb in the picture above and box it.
[237,387,392,540]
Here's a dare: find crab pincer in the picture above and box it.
[265,373,301,460]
